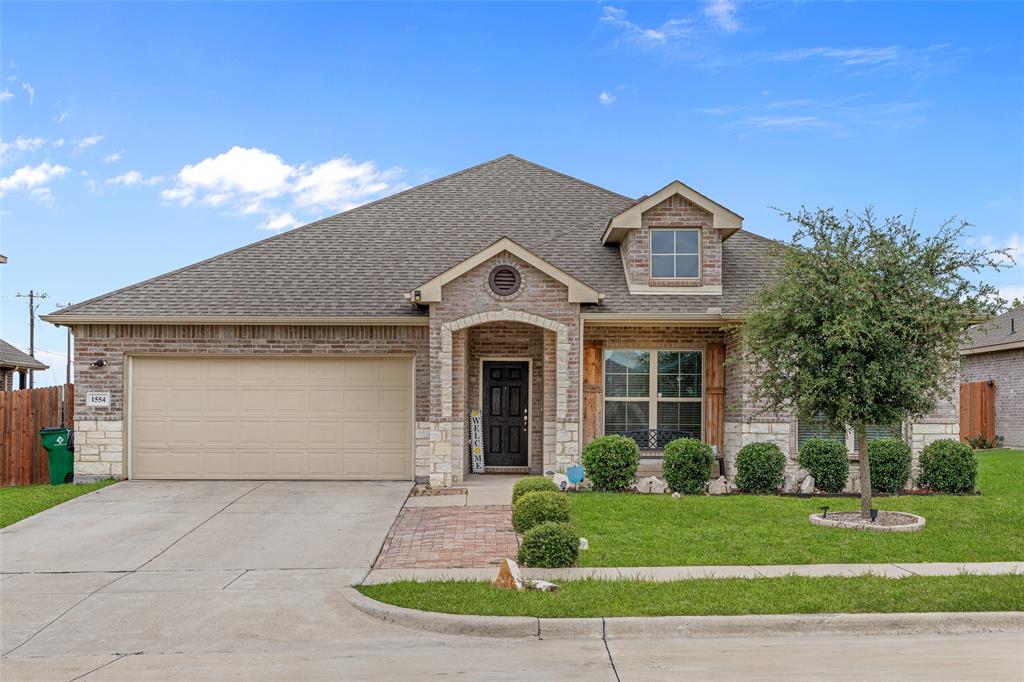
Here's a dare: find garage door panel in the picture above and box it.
[131,356,412,480]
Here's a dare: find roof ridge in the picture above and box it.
[47,154,537,318]
[502,154,636,203]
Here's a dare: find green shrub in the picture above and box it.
[735,442,786,494]
[868,438,912,493]
[511,476,559,504]
[581,434,640,492]
[798,438,850,493]
[662,438,714,495]
[511,490,570,533]
[919,439,978,493]
[517,521,579,568]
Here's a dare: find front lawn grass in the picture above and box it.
[0,480,117,528]
[359,574,1024,617]
[569,449,1023,566]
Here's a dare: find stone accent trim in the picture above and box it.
[74,419,124,479]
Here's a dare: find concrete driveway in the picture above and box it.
[2,481,1020,681]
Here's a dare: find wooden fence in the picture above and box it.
[960,380,995,445]
[0,385,74,486]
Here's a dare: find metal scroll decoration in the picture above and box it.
[469,410,485,473]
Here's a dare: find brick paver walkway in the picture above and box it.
[374,505,518,568]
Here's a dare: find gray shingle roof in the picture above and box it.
[48,155,778,320]
[962,306,1024,351]
[0,339,48,370]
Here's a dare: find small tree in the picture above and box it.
[740,208,1008,518]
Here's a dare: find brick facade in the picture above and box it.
[961,348,1024,447]
[620,195,722,288]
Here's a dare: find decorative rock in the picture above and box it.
[782,468,810,494]
[579,537,589,550]
[634,477,652,494]
[799,475,815,495]
[707,476,729,495]
[671,492,681,499]
[526,579,560,592]
[493,558,524,590]
[649,477,668,494]
[552,473,569,491]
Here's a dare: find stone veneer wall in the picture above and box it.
[961,348,1024,447]
[428,252,580,487]
[466,322,546,474]
[620,195,722,288]
[71,324,430,480]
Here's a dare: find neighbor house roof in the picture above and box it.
[0,339,48,371]
[961,306,1024,354]
[43,154,778,323]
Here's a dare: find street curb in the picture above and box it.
[345,588,1024,640]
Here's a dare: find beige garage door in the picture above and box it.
[130,356,413,480]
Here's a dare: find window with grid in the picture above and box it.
[797,416,903,453]
[650,228,700,279]
[604,349,703,445]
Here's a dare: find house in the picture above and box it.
[42,155,959,484]
[960,306,1023,447]
[0,339,49,391]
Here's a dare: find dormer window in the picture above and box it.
[650,228,700,279]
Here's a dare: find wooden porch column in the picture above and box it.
[582,343,602,446]
[704,342,725,452]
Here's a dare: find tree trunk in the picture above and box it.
[858,424,872,520]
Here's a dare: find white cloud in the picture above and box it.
[0,161,69,197]
[21,82,34,105]
[0,89,13,103]
[105,170,164,187]
[104,151,123,163]
[598,90,617,106]
[260,213,299,231]
[747,115,825,129]
[999,284,1024,303]
[600,6,692,48]
[0,135,47,162]
[703,0,740,33]
[76,135,103,150]
[162,146,405,228]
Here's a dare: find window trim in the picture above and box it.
[603,348,704,444]
[649,228,702,280]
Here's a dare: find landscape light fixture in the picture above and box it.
[870,508,879,523]
[819,506,829,518]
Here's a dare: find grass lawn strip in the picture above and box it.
[0,480,118,528]
[569,449,1023,566]
[359,574,1024,618]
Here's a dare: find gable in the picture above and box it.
[603,180,743,244]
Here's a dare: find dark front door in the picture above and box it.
[483,361,529,467]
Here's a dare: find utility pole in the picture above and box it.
[16,290,48,388]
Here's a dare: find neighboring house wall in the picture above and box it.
[71,324,430,479]
[1,368,12,391]
[620,195,722,288]
[427,252,581,487]
[961,349,1024,447]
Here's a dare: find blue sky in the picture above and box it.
[2,1,1022,386]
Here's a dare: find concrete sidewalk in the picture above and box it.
[363,561,1024,584]
[403,474,520,507]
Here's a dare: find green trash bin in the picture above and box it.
[40,427,74,485]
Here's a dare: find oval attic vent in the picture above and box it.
[489,266,521,295]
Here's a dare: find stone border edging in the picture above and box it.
[810,511,926,533]
[343,588,1024,640]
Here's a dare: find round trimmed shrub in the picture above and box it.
[868,438,912,493]
[512,476,559,504]
[919,439,977,493]
[581,434,640,492]
[735,442,786,494]
[798,438,850,494]
[511,490,570,533]
[517,521,579,568]
[662,438,714,495]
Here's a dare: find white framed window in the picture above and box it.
[796,416,902,454]
[603,349,703,445]
[650,228,701,279]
